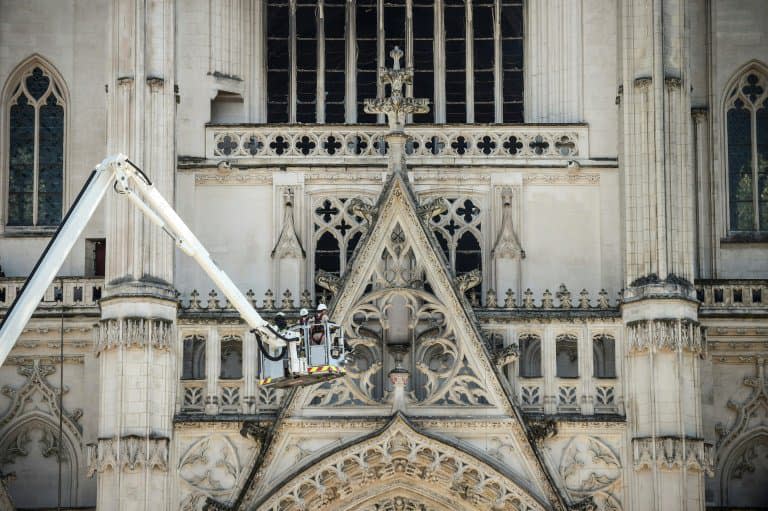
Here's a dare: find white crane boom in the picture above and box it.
[0,154,286,368]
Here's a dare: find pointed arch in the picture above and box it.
[719,430,768,507]
[252,414,549,511]
[720,60,768,233]
[2,54,69,230]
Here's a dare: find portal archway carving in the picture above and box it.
[254,415,547,511]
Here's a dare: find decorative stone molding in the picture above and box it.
[95,317,174,354]
[271,188,305,259]
[625,318,703,354]
[632,437,714,475]
[633,77,652,90]
[664,76,682,90]
[194,173,273,186]
[527,419,557,444]
[522,173,600,186]
[86,435,170,477]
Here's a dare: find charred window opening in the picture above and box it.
[501,0,523,122]
[182,335,206,380]
[85,238,106,277]
[412,0,434,123]
[473,0,495,122]
[593,335,616,378]
[455,231,482,276]
[325,0,347,122]
[267,0,290,122]
[519,334,542,378]
[357,0,378,121]
[296,0,318,122]
[444,0,466,122]
[556,334,579,378]
[220,336,243,379]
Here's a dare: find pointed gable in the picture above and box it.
[289,170,515,416]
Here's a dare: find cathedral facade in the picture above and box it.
[0,1,767,510]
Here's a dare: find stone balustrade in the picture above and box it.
[206,124,588,163]
[0,277,103,310]
[696,280,768,312]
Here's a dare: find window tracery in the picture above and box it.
[264,0,523,123]
[5,63,65,227]
[725,66,768,232]
[428,197,483,282]
[312,196,371,295]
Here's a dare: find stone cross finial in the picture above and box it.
[364,46,430,132]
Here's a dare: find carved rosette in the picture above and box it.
[95,317,174,354]
[632,437,714,475]
[625,318,703,354]
[86,435,169,477]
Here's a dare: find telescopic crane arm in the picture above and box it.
[0,154,286,368]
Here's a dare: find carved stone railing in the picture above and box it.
[518,379,544,413]
[556,382,580,413]
[177,285,620,315]
[180,380,206,413]
[696,280,768,313]
[218,380,244,413]
[594,381,619,414]
[206,124,588,162]
[0,277,104,311]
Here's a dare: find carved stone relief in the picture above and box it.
[86,436,169,476]
[625,318,703,354]
[558,436,623,511]
[272,188,305,259]
[95,317,174,353]
[178,435,241,495]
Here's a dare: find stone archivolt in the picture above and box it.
[95,317,174,353]
[625,318,703,354]
[85,435,169,476]
[255,415,547,511]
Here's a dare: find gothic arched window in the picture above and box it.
[556,334,578,378]
[5,63,66,227]
[725,67,768,232]
[592,334,616,379]
[220,336,243,380]
[181,335,206,380]
[518,333,541,378]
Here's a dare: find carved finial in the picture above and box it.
[189,289,201,310]
[557,284,572,309]
[207,290,220,310]
[523,289,535,309]
[363,46,429,132]
[493,187,524,259]
[246,289,257,308]
[541,289,554,308]
[272,188,305,259]
[223,298,233,310]
[281,289,294,310]
[578,289,590,309]
[486,289,498,308]
[300,289,312,308]
[470,290,480,307]
[597,289,610,309]
[263,289,275,310]
[504,289,516,308]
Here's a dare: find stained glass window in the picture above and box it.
[6,65,64,227]
[726,69,768,232]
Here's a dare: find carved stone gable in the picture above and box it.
[296,172,515,416]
